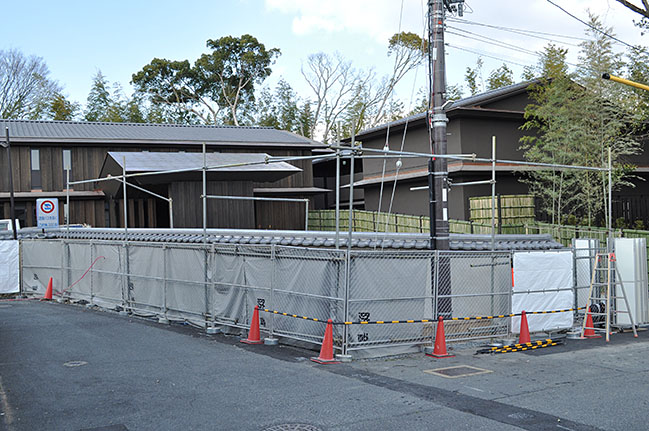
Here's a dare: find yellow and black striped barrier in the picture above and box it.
[259,307,586,326]
[476,338,564,354]
[260,308,327,323]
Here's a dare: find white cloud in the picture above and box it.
[265,0,427,44]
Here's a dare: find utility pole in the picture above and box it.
[428,0,461,250]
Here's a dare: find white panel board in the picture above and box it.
[512,251,574,333]
[614,238,649,325]
[0,240,20,293]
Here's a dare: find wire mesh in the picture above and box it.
[19,237,621,356]
[437,251,512,341]
[271,246,346,347]
[347,250,434,351]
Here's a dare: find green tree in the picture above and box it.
[520,22,641,225]
[133,35,279,126]
[465,58,483,95]
[48,93,78,120]
[195,34,280,125]
[0,49,62,119]
[486,64,514,90]
[614,0,649,31]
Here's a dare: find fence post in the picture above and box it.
[433,250,439,319]
[571,246,578,311]
[204,244,210,329]
[162,244,168,320]
[59,240,65,300]
[267,244,277,344]
[89,240,94,305]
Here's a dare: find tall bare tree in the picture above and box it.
[0,49,61,119]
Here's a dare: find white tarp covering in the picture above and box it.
[0,240,20,293]
[614,238,649,325]
[512,251,573,333]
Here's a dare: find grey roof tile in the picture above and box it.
[0,119,323,148]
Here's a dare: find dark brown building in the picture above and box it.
[0,120,326,229]
[352,81,649,225]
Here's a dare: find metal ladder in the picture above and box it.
[581,252,638,342]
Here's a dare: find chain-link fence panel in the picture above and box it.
[90,242,124,309]
[127,243,165,316]
[271,246,345,348]
[166,245,208,326]
[209,244,272,331]
[64,242,93,301]
[21,240,64,296]
[346,250,434,353]
[437,251,512,341]
[573,239,603,315]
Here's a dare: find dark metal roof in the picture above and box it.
[3,227,563,251]
[104,151,300,174]
[353,80,538,140]
[0,119,324,148]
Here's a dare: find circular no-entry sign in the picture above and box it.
[40,200,55,214]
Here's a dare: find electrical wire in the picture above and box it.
[445,29,539,57]
[448,16,590,43]
[546,0,636,49]
[445,43,534,68]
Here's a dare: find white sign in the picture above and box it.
[36,198,59,228]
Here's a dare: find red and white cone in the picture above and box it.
[240,306,263,345]
[519,310,531,344]
[581,311,601,339]
[311,319,340,364]
[426,316,454,358]
[41,277,53,301]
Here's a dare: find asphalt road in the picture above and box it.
[1,301,648,431]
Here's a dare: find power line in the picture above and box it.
[448,16,590,42]
[546,0,636,49]
[445,43,535,68]
[446,27,540,56]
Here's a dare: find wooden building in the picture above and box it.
[0,120,326,229]
[351,81,649,225]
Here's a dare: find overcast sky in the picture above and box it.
[0,0,646,114]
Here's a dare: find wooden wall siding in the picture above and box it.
[169,180,255,229]
[1,145,314,192]
[255,201,306,230]
[1,143,317,229]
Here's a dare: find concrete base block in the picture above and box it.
[118,311,129,316]
[264,337,279,346]
[206,327,221,335]
[335,354,353,363]
[158,317,170,325]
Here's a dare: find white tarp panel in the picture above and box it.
[614,238,649,325]
[512,251,573,333]
[0,240,19,293]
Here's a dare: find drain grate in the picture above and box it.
[424,365,492,379]
[262,424,322,431]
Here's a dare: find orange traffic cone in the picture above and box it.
[41,277,53,301]
[240,306,263,344]
[519,310,531,344]
[311,319,340,364]
[581,311,602,339]
[426,316,454,358]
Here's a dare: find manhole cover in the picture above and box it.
[424,365,492,379]
[63,360,88,367]
[262,425,322,431]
